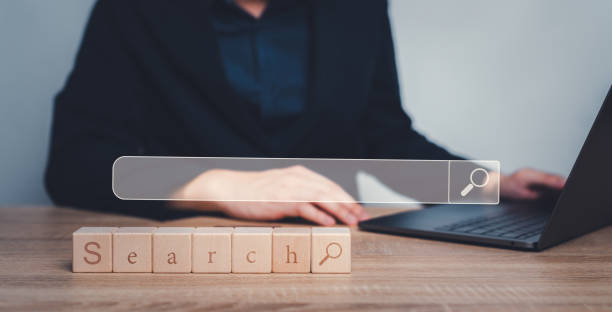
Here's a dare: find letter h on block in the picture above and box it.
[272,227,311,273]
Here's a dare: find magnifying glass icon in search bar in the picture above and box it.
[460,168,490,197]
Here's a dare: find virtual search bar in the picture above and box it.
[112,157,499,205]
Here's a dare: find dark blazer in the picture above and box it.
[45,0,459,219]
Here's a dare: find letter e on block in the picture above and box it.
[113,227,155,272]
[232,227,272,273]
[73,227,116,272]
[311,227,351,273]
[272,227,311,273]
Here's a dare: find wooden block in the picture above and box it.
[72,227,117,272]
[113,227,155,272]
[232,227,272,273]
[311,227,351,273]
[193,227,233,273]
[272,227,311,273]
[153,227,194,273]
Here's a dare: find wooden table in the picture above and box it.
[1,205,611,311]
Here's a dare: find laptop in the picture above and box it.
[359,85,612,251]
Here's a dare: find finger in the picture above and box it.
[292,179,363,223]
[328,187,368,220]
[546,174,566,188]
[313,200,358,225]
[319,189,369,221]
[358,210,371,221]
[520,169,566,189]
[295,203,336,226]
[289,166,368,218]
[517,188,540,200]
[311,186,365,220]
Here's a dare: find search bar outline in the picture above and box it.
[112,156,500,205]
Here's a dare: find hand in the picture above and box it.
[173,165,369,226]
[500,168,565,200]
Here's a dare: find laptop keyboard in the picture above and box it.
[435,212,549,240]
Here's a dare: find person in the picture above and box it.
[45,0,565,224]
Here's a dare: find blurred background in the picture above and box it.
[1,0,611,205]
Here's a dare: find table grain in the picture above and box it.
[1,205,611,312]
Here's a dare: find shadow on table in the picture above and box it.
[60,202,317,225]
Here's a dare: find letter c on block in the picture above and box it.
[246,251,256,263]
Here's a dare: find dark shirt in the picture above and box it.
[45,0,461,220]
[211,0,310,132]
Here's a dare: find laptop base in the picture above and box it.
[359,204,548,251]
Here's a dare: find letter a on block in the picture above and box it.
[272,228,311,273]
[168,252,177,264]
[73,227,116,272]
[153,227,194,273]
[232,227,272,273]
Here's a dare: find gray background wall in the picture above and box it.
[1,0,611,205]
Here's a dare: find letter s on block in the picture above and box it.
[83,242,101,265]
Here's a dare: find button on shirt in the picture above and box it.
[211,0,310,133]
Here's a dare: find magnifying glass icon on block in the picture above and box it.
[319,242,342,266]
[460,168,490,197]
